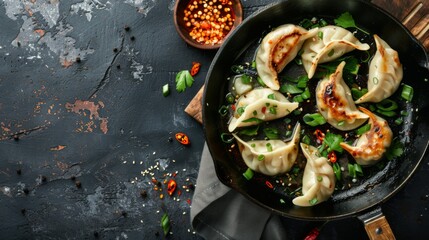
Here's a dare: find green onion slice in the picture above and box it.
[303,113,326,126]
[243,168,254,180]
[401,84,414,101]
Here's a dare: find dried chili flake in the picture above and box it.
[265,180,274,189]
[175,132,190,145]
[167,179,177,196]
[314,129,325,143]
[328,151,337,163]
[190,62,201,76]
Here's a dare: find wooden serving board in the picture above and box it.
[184,0,429,123]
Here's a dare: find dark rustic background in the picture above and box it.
[0,0,427,239]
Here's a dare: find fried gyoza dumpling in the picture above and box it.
[301,25,370,79]
[233,123,301,176]
[292,143,336,207]
[228,88,298,132]
[316,61,368,131]
[355,34,403,104]
[256,24,319,90]
[340,107,393,166]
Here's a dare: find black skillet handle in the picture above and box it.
[357,207,396,240]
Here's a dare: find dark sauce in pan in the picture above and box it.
[219,18,413,203]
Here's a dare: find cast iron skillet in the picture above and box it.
[203,0,429,238]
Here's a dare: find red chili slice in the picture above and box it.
[167,179,177,196]
[328,151,337,163]
[190,62,201,76]
[175,132,190,145]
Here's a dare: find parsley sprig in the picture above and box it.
[334,12,370,35]
[175,70,194,92]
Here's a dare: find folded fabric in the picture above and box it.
[190,143,288,240]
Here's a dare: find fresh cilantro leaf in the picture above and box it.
[175,70,194,93]
[334,12,369,35]
[323,132,344,153]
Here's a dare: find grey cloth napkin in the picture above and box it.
[190,143,288,240]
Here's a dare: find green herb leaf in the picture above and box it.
[309,197,318,205]
[239,125,259,136]
[161,213,170,236]
[323,132,344,153]
[334,12,369,35]
[281,83,303,94]
[242,118,264,124]
[175,70,194,93]
[263,127,279,140]
[333,162,341,181]
[385,138,404,161]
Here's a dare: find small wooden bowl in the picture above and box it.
[173,0,243,50]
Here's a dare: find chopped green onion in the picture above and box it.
[285,130,292,138]
[333,162,341,181]
[231,65,244,74]
[361,50,371,63]
[266,142,273,152]
[319,19,328,27]
[267,93,276,100]
[161,213,170,236]
[376,109,397,117]
[309,197,318,205]
[252,110,257,116]
[400,110,409,116]
[251,61,256,69]
[401,84,414,101]
[328,49,335,57]
[162,84,170,97]
[284,118,292,124]
[394,118,403,125]
[220,133,235,143]
[243,168,254,180]
[375,99,398,111]
[337,120,345,126]
[302,135,311,145]
[279,198,286,204]
[225,93,235,103]
[240,74,252,84]
[269,106,277,114]
[257,154,265,161]
[372,77,379,85]
[317,176,323,182]
[354,164,363,176]
[318,31,323,39]
[293,109,302,115]
[218,105,229,117]
[303,113,326,126]
[356,123,371,135]
[348,163,356,178]
[236,106,245,116]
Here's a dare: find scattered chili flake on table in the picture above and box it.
[175,132,190,145]
[190,62,201,76]
[167,179,177,196]
[183,0,236,45]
